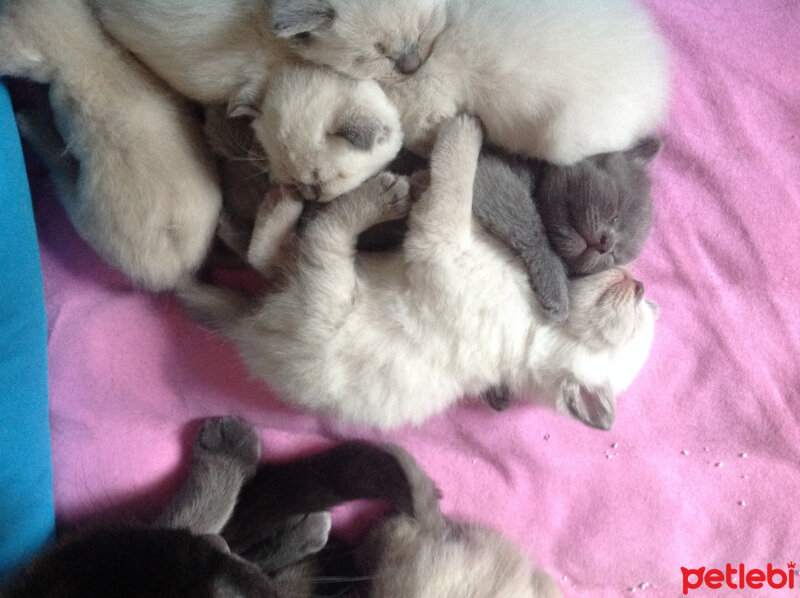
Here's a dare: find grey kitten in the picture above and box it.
[473,137,661,323]
[0,418,327,598]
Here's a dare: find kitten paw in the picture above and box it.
[195,417,261,468]
[287,512,332,555]
[535,273,570,323]
[373,172,411,220]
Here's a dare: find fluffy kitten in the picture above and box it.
[179,116,658,430]
[224,428,561,598]
[0,0,221,291]
[0,417,328,598]
[272,0,668,163]
[90,0,291,110]
[92,0,404,204]
[473,137,661,321]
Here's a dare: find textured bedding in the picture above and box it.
[14,1,800,596]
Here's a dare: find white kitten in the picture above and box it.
[204,65,404,273]
[92,1,404,215]
[254,66,404,203]
[360,444,562,598]
[90,0,290,111]
[0,0,221,291]
[181,116,657,430]
[272,0,669,163]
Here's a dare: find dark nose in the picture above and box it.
[296,183,321,201]
[633,280,645,299]
[395,46,422,75]
[596,234,613,254]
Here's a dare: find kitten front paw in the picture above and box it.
[195,417,261,469]
[374,172,411,220]
[534,268,570,323]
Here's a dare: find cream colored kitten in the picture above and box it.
[92,1,404,218]
[0,0,221,291]
[181,116,657,430]
[91,0,290,111]
[273,0,669,163]
[203,66,404,273]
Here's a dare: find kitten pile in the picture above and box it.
[0,0,670,595]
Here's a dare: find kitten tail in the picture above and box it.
[174,278,253,331]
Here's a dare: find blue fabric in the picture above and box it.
[0,80,54,583]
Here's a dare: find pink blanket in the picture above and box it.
[24,1,800,596]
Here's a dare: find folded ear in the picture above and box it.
[271,0,335,38]
[557,377,615,431]
[335,116,389,151]
[626,136,662,165]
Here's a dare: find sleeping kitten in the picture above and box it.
[0,0,221,292]
[0,417,330,598]
[472,137,661,321]
[90,0,291,109]
[226,434,561,598]
[203,65,405,273]
[272,0,668,163]
[179,116,658,430]
[92,0,404,204]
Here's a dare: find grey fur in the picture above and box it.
[336,116,386,151]
[472,138,661,321]
[154,417,260,534]
[472,150,569,322]
[271,0,335,38]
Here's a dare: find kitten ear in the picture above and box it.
[627,136,662,165]
[271,0,335,38]
[227,82,264,119]
[557,377,615,431]
[335,116,389,151]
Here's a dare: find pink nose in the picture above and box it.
[633,280,644,299]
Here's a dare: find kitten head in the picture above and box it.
[243,66,403,202]
[536,137,662,275]
[545,268,658,430]
[271,0,447,83]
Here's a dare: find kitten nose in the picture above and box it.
[596,234,613,254]
[633,280,645,299]
[296,183,321,201]
[395,46,422,75]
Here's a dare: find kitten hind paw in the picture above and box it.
[195,417,261,469]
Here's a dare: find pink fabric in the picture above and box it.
[23,1,800,595]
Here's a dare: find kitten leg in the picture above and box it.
[155,417,260,534]
[472,155,569,321]
[246,190,304,276]
[294,173,410,323]
[243,512,332,572]
[479,384,512,412]
[405,114,483,250]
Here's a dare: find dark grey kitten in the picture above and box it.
[0,418,329,598]
[473,137,661,323]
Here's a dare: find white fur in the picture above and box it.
[209,117,656,429]
[286,0,669,163]
[90,0,290,106]
[254,65,404,202]
[0,0,221,291]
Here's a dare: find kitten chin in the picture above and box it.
[253,65,403,202]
